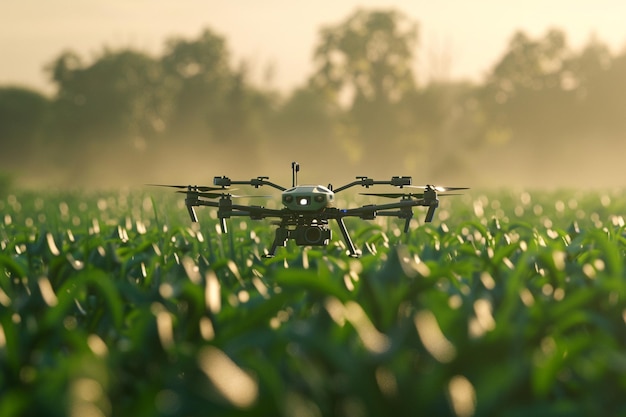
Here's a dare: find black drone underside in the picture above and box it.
[151,163,468,257]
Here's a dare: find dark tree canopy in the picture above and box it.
[309,9,421,167]
[47,49,170,144]
[311,9,418,107]
[0,87,49,166]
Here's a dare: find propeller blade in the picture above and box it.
[437,187,469,192]
[180,191,223,199]
[360,192,424,199]
[176,191,227,199]
[147,184,189,189]
[176,191,271,199]
[148,184,228,192]
[197,186,230,192]
[408,185,469,192]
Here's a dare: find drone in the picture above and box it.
[151,162,468,257]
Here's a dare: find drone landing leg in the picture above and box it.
[266,226,289,257]
[219,217,228,233]
[336,218,360,258]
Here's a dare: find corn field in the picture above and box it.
[1,188,625,416]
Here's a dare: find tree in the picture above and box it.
[273,86,339,140]
[404,81,486,176]
[269,85,346,166]
[209,62,277,147]
[311,9,417,107]
[0,86,50,169]
[47,48,171,148]
[44,48,175,185]
[482,29,577,142]
[161,29,275,155]
[161,28,232,144]
[488,30,569,96]
[309,9,420,170]
[570,38,626,134]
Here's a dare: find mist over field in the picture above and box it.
[1,8,626,190]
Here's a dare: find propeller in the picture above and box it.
[360,192,461,199]
[147,184,229,192]
[176,190,270,199]
[361,192,424,199]
[408,185,469,192]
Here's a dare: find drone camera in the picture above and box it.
[294,225,331,246]
[213,176,231,187]
[391,176,412,187]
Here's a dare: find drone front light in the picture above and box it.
[298,197,310,206]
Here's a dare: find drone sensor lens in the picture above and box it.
[314,195,325,203]
[284,195,293,203]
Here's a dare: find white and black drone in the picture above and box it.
[151,163,468,257]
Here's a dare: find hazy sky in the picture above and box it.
[1,0,625,94]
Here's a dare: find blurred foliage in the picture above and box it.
[0,8,625,186]
[0,188,625,416]
[0,172,14,197]
[482,29,626,144]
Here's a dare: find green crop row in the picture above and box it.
[0,188,625,416]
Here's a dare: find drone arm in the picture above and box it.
[333,176,412,193]
[333,178,375,193]
[342,199,424,217]
[194,200,220,208]
[186,197,220,221]
[214,176,287,191]
[236,180,286,191]
[341,198,437,227]
[228,204,285,219]
[371,209,414,232]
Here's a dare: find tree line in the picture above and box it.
[1,8,625,188]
